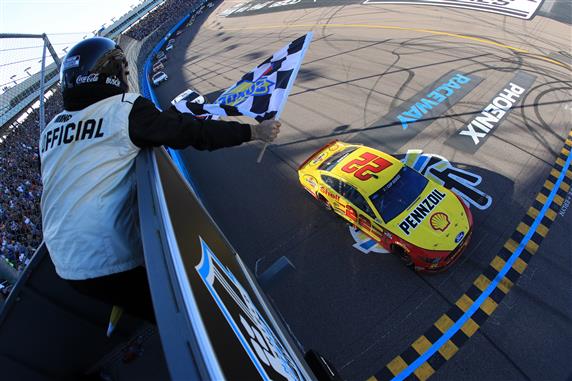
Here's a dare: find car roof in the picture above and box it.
[322,145,404,197]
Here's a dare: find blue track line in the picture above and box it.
[392,151,572,381]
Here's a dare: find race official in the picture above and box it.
[40,37,280,323]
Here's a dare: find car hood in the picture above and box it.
[387,185,471,251]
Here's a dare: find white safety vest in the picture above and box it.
[40,93,144,280]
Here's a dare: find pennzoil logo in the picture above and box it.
[398,189,446,235]
[216,78,274,106]
[430,212,450,232]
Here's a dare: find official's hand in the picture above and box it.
[251,119,281,143]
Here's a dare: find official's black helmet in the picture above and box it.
[61,37,129,106]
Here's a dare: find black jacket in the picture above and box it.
[64,89,252,150]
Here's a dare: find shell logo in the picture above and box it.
[430,212,450,232]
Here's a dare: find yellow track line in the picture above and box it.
[220,23,570,69]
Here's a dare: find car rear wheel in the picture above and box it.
[391,244,413,268]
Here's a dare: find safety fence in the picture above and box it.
[0,34,60,131]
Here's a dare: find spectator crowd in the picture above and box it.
[0,89,62,272]
[125,0,200,41]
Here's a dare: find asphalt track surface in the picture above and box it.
[152,1,571,380]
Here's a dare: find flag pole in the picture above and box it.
[256,116,280,164]
[256,142,269,163]
[256,119,279,163]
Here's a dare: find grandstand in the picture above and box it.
[97,0,164,40]
[0,65,58,129]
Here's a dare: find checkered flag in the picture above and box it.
[175,33,313,122]
[174,100,257,120]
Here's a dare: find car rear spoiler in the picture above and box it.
[297,139,339,170]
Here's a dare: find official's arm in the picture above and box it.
[128,96,252,150]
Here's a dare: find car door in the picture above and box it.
[337,181,384,241]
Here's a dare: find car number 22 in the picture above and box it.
[341,152,392,180]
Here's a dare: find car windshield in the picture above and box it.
[369,166,428,222]
[318,146,357,171]
[153,73,163,80]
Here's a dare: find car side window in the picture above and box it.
[321,175,376,218]
[356,195,377,219]
[321,175,342,194]
[340,183,376,219]
[338,181,356,199]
